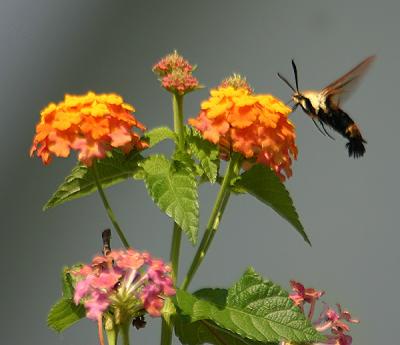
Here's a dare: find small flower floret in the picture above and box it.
[289,279,325,306]
[280,280,359,345]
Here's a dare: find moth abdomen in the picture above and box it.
[324,108,367,157]
[344,122,366,158]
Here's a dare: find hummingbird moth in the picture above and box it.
[278,56,375,158]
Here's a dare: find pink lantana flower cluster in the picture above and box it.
[283,280,359,345]
[153,50,199,95]
[72,249,175,323]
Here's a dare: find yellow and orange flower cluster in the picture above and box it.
[30,92,148,166]
[189,83,298,180]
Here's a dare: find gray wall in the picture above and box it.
[1,1,398,344]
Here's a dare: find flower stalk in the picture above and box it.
[97,318,106,345]
[160,93,186,345]
[173,94,185,152]
[105,327,118,345]
[160,318,173,345]
[120,321,131,345]
[92,160,130,249]
[181,153,241,290]
[169,93,186,284]
[170,221,182,283]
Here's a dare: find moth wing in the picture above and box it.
[322,55,376,106]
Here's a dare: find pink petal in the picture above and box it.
[92,272,121,289]
[109,126,131,147]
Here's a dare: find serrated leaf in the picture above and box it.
[139,154,199,244]
[234,164,310,245]
[44,150,143,210]
[173,150,203,177]
[186,127,219,183]
[144,126,176,147]
[175,314,273,345]
[175,268,324,343]
[47,298,85,332]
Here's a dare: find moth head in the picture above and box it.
[292,92,302,104]
[292,92,309,112]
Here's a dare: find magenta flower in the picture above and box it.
[280,281,359,345]
[72,249,175,322]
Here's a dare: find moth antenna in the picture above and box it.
[277,73,296,92]
[318,120,335,140]
[291,59,299,91]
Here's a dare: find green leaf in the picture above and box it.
[175,314,273,345]
[172,150,203,177]
[61,264,83,299]
[44,150,143,210]
[144,126,176,147]
[139,154,199,244]
[176,289,268,345]
[186,127,219,183]
[175,268,324,343]
[234,164,310,245]
[61,267,74,299]
[47,298,85,332]
[48,265,86,332]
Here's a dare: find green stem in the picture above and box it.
[120,321,131,345]
[160,93,186,345]
[201,188,231,257]
[173,93,185,151]
[170,222,182,283]
[92,160,130,249]
[105,328,118,345]
[169,93,186,283]
[161,224,181,344]
[181,154,241,290]
[160,318,173,345]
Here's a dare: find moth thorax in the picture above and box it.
[301,90,327,113]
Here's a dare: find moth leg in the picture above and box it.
[312,118,326,136]
[318,120,335,140]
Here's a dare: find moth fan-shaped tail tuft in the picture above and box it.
[346,138,366,158]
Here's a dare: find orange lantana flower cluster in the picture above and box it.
[30,92,148,166]
[189,84,298,180]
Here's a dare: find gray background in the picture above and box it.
[1,0,398,344]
